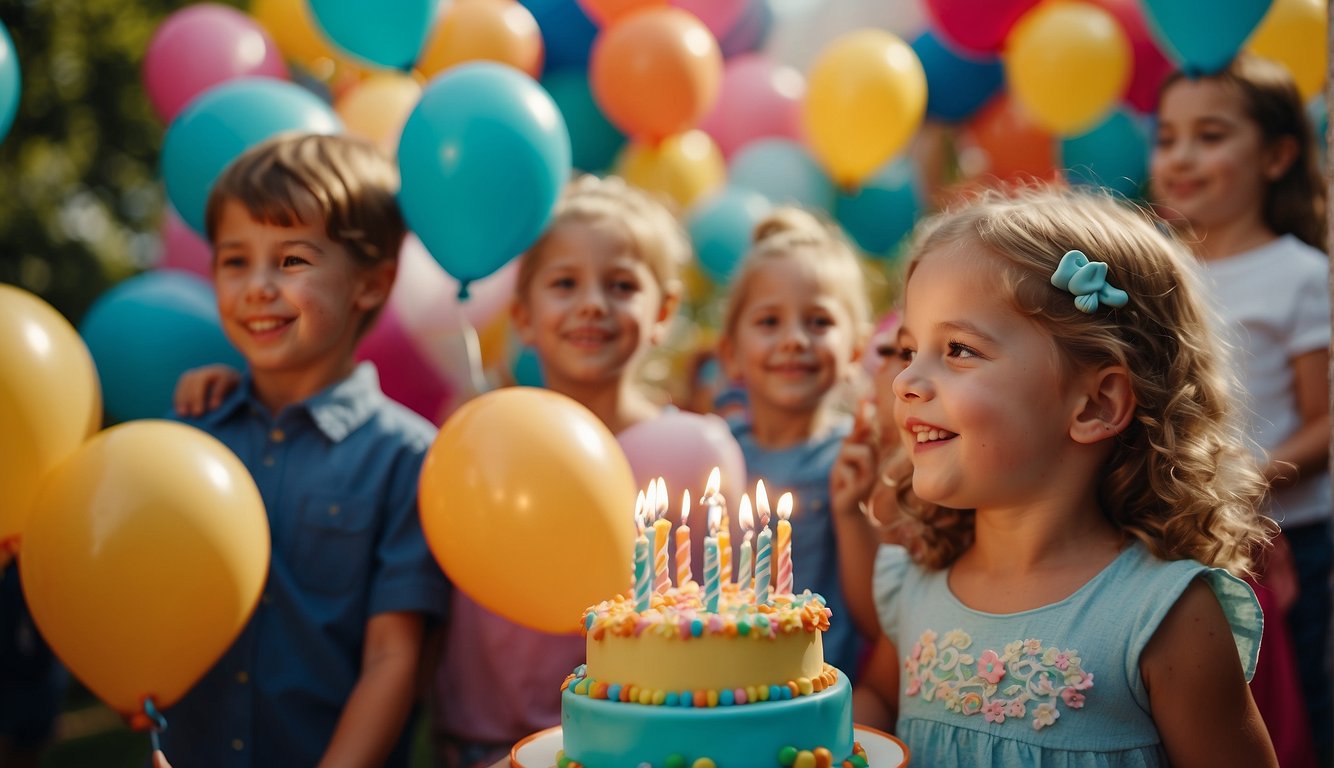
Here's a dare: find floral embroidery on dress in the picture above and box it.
[902,629,1094,731]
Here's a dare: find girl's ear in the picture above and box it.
[510,296,536,346]
[650,285,682,346]
[1264,134,1300,181]
[1070,365,1135,444]
[717,334,742,383]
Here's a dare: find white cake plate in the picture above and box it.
[510,724,909,768]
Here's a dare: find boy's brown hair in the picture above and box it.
[204,132,407,270]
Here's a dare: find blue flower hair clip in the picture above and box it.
[1050,250,1129,314]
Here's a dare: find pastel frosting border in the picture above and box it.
[582,583,832,641]
[562,663,841,708]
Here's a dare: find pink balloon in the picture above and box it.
[697,54,804,159]
[671,0,749,40]
[1086,0,1174,113]
[357,303,456,424]
[158,205,213,278]
[392,235,517,339]
[618,409,747,583]
[143,3,289,124]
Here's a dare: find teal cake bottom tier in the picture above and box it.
[560,669,854,767]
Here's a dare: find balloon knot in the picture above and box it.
[457,281,472,301]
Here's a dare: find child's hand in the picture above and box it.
[173,364,242,417]
[831,399,880,521]
[152,750,173,768]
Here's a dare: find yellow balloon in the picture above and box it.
[419,387,637,634]
[616,130,726,210]
[0,285,100,547]
[802,29,926,188]
[335,72,423,156]
[1247,0,1327,101]
[19,420,270,717]
[250,0,340,72]
[1004,2,1130,136]
[417,0,545,79]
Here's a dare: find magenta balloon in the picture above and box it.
[356,304,456,425]
[697,53,804,159]
[1087,0,1174,113]
[925,0,1039,54]
[671,0,748,40]
[143,3,288,123]
[158,206,213,278]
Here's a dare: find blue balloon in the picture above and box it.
[308,0,438,71]
[729,138,836,212]
[0,24,18,144]
[1142,0,1271,76]
[686,185,772,284]
[835,159,921,259]
[161,78,342,235]
[912,30,1004,123]
[1061,109,1150,200]
[520,0,598,73]
[512,344,545,388]
[80,271,245,423]
[541,69,625,174]
[719,0,774,59]
[398,63,571,295]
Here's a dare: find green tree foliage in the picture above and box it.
[0,0,240,324]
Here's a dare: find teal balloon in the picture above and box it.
[0,24,18,144]
[161,78,342,235]
[1142,0,1270,75]
[1061,109,1149,199]
[79,271,245,423]
[686,185,771,284]
[512,345,545,388]
[541,69,625,173]
[398,63,571,294]
[835,159,921,259]
[308,0,437,71]
[729,138,836,212]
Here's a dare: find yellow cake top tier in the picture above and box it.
[580,583,831,692]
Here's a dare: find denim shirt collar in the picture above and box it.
[200,362,383,443]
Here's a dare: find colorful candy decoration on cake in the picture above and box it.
[553,742,869,768]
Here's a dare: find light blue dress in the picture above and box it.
[873,542,1261,767]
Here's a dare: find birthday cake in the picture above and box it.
[556,481,865,768]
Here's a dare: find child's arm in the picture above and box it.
[830,400,884,639]
[850,632,900,732]
[173,364,242,417]
[317,611,426,768]
[1265,347,1330,488]
[1141,578,1277,767]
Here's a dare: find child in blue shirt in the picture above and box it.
[159,133,447,768]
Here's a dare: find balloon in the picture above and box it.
[79,271,245,423]
[1141,0,1271,75]
[616,129,726,209]
[835,158,922,258]
[334,72,422,156]
[20,420,269,718]
[0,285,101,548]
[697,53,804,159]
[802,29,926,187]
[308,0,437,71]
[358,301,457,424]
[541,68,626,172]
[161,77,342,235]
[578,0,667,26]
[1060,108,1149,199]
[715,0,773,58]
[142,4,288,124]
[419,387,637,634]
[1085,0,1175,113]
[925,0,1039,54]
[520,0,599,71]
[398,62,570,293]
[685,185,771,283]
[1004,2,1130,136]
[1247,0,1326,101]
[418,0,545,79]
[158,205,213,278]
[672,0,748,41]
[0,23,21,144]
[589,7,723,142]
[251,0,344,72]
[958,94,1057,183]
[911,29,1003,123]
[764,0,926,72]
[729,137,836,211]
[512,344,545,387]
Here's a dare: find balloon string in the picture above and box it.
[144,697,167,752]
[457,310,489,397]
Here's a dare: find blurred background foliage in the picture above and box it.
[0,0,214,325]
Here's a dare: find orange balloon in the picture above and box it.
[590,7,723,142]
[335,72,423,155]
[0,285,101,548]
[578,0,668,26]
[616,129,725,209]
[417,0,545,79]
[419,387,637,634]
[20,420,269,717]
[959,94,1058,185]
[250,0,339,73]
